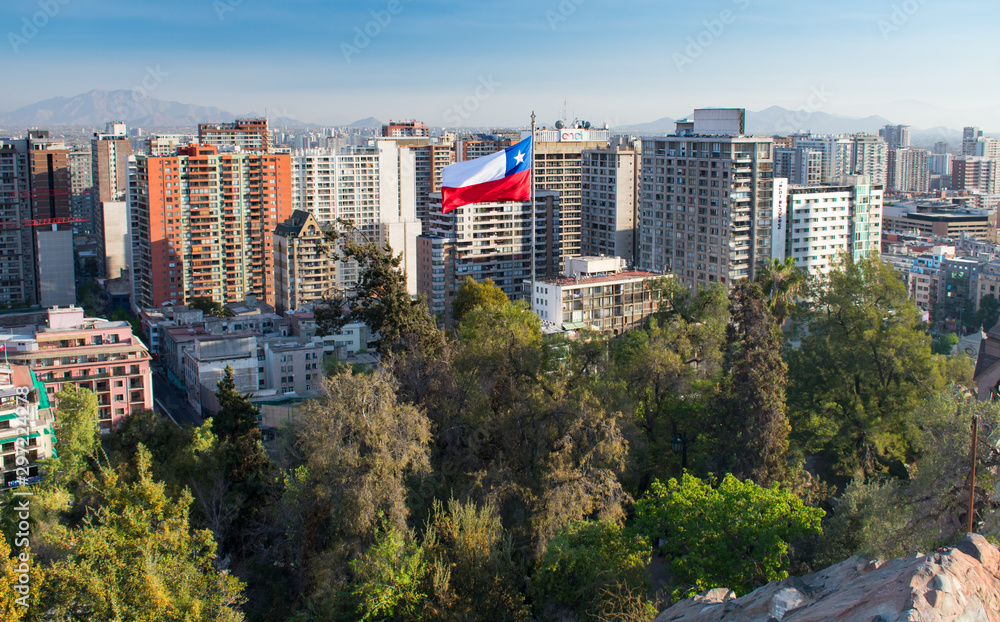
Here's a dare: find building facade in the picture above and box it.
[1,307,153,432]
[273,210,337,313]
[92,122,134,278]
[417,191,561,326]
[771,175,883,276]
[530,124,611,264]
[580,142,639,263]
[132,144,294,309]
[638,119,775,289]
[530,256,663,335]
[0,364,54,489]
[197,118,270,153]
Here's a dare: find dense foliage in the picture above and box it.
[2,251,990,621]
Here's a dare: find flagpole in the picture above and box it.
[530,111,536,305]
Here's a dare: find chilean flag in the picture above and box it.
[442,137,531,213]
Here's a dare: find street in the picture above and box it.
[151,364,203,427]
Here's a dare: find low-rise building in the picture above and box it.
[0,306,152,431]
[529,256,663,336]
[0,365,55,489]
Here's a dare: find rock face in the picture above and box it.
[654,533,1000,622]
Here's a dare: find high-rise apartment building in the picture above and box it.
[530,123,611,264]
[382,120,429,138]
[933,141,949,155]
[951,157,1000,194]
[637,112,774,289]
[273,210,336,314]
[455,133,514,162]
[796,136,853,183]
[92,122,134,278]
[413,143,455,222]
[973,137,1000,161]
[68,147,94,234]
[417,191,560,325]
[0,364,54,489]
[290,141,422,293]
[198,118,270,153]
[0,131,77,307]
[770,175,882,276]
[774,146,823,186]
[963,127,984,156]
[580,141,639,263]
[879,124,911,151]
[131,144,293,310]
[382,119,431,138]
[849,134,889,187]
[888,148,930,193]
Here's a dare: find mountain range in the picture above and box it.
[0,90,966,147]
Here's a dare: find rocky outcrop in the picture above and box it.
[655,533,1000,622]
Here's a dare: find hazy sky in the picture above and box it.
[2,0,999,129]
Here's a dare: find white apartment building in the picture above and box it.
[291,140,421,293]
[771,175,883,276]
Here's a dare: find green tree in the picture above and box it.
[0,531,27,620]
[47,385,99,486]
[633,473,824,600]
[931,332,959,355]
[755,257,807,327]
[38,446,246,621]
[190,296,233,317]
[421,498,528,621]
[279,370,431,613]
[449,301,631,552]
[787,253,942,479]
[349,521,428,622]
[315,233,441,355]
[532,520,655,622]
[451,277,509,325]
[975,294,1000,332]
[211,366,272,552]
[713,280,790,485]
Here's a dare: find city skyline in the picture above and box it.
[2,0,999,130]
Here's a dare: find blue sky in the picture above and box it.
[2,0,999,129]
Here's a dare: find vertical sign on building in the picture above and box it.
[771,178,788,262]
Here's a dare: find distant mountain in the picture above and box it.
[0,89,239,127]
[348,116,381,128]
[746,106,893,135]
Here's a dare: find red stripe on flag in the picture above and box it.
[442,169,531,213]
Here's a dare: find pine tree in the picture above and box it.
[714,280,790,485]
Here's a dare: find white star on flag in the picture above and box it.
[514,151,525,165]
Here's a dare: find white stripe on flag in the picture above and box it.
[442,150,506,189]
